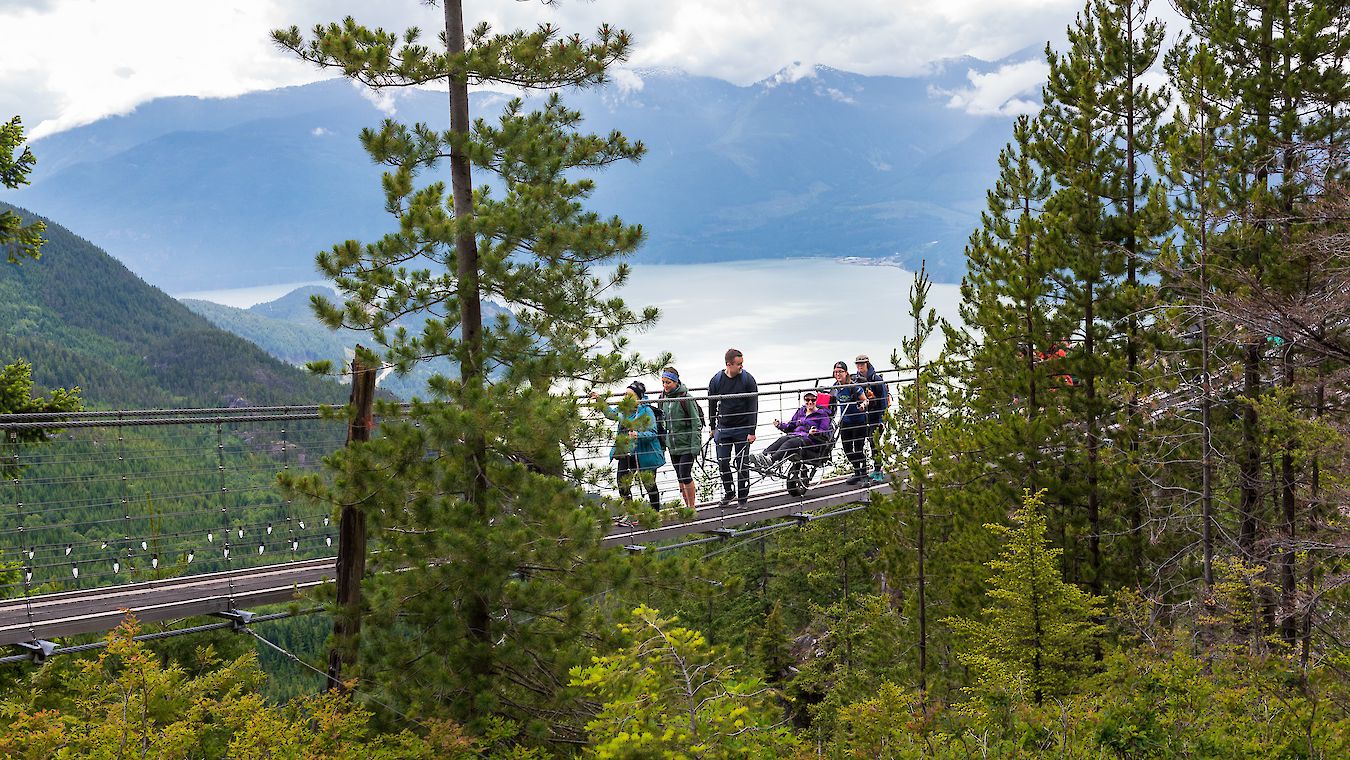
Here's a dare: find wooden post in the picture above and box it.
[326,348,376,692]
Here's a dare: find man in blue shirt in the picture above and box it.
[708,348,758,507]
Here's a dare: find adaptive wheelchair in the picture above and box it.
[757,425,838,497]
[697,404,840,499]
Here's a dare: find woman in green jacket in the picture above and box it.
[659,367,704,509]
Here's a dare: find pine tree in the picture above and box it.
[886,264,941,696]
[1035,0,1171,594]
[938,115,1071,509]
[1158,38,1241,594]
[0,360,80,437]
[273,2,656,741]
[923,117,1072,696]
[944,489,1105,706]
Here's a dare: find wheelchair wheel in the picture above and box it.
[786,462,810,497]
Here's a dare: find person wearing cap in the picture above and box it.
[854,354,889,482]
[591,381,664,513]
[829,360,872,484]
[658,366,703,509]
[752,391,832,467]
[707,348,758,507]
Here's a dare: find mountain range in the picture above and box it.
[9,59,1030,292]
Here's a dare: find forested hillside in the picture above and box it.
[0,203,345,408]
[181,285,510,401]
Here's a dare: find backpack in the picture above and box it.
[656,397,702,450]
[651,403,669,450]
[686,398,705,430]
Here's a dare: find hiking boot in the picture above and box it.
[846,472,865,486]
[718,493,734,507]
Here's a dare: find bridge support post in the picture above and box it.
[326,349,377,693]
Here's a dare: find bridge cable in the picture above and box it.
[216,421,237,606]
[239,625,425,729]
[9,430,39,643]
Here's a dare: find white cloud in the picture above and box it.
[932,59,1050,116]
[823,87,856,104]
[764,61,817,88]
[311,126,330,136]
[3,0,1183,138]
[611,68,644,95]
[351,79,397,117]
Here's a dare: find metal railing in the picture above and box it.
[1,368,915,603]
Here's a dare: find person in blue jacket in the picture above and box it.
[592,381,664,511]
[855,353,889,482]
[708,348,758,507]
[753,390,832,467]
[828,360,872,484]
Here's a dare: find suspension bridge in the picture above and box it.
[0,370,912,661]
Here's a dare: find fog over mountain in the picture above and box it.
[11,58,1032,292]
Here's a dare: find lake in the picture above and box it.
[174,259,965,384]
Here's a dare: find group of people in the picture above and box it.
[595,348,890,514]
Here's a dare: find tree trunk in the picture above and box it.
[444,0,494,715]
[1085,278,1101,596]
[1279,350,1297,644]
[326,349,377,692]
[1124,0,1144,586]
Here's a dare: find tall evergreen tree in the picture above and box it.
[273,2,656,742]
[923,117,1072,695]
[1158,39,1242,594]
[885,263,941,696]
[1035,0,1170,593]
[940,115,1071,507]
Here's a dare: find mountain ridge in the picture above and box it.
[11,62,1033,291]
[0,203,347,409]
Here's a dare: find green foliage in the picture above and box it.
[1,116,44,264]
[570,605,797,758]
[824,643,1350,758]
[787,594,910,740]
[0,359,81,475]
[0,359,80,424]
[945,490,1105,706]
[0,619,446,759]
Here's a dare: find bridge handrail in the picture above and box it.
[0,367,919,428]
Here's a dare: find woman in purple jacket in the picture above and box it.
[753,391,832,466]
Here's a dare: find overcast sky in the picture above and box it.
[2,0,1184,140]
